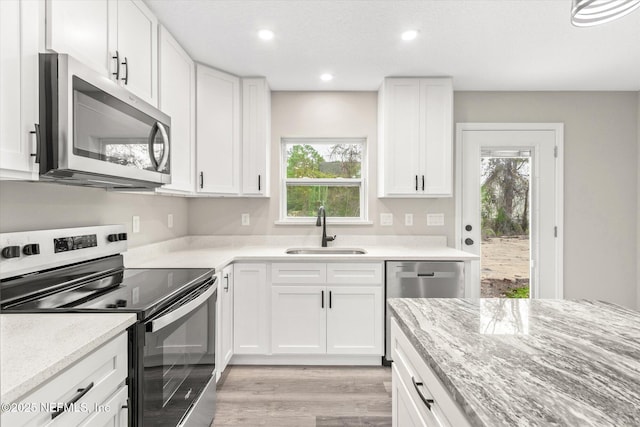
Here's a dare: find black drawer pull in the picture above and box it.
[417,272,435,277]
[51,382,94,419]
[411,377,434,410]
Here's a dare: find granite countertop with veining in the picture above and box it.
[0,313,137,404]
[387,298,640,427]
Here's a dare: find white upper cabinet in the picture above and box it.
[115,0,158,104]
[241,78,271,196]
[1,0,40,180]
[196,64,241,195]
[156,26,195,194]
[378,77,453,197]
[46,0,158,106]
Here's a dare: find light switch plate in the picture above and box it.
[380,213,393,226]
[132,216,140,233]
[405,213,413,226]
[167,214,174,229]
[427,213,445,227]
[241,213,250,226]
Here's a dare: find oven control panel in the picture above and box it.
[54,234,98,253]
[0,225,128,280]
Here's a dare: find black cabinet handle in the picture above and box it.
[411,377,434,411]
[122,57,129,85]
[200,172,204,189]
[30,123,41,162]
[223,274,229,292]
[112,51,120,80]
[258,174,261,191]
[329,291,332,309]
[321,290,324,308]
[52,382,94,419]
[422,175,425,191]
[415,175,418,191]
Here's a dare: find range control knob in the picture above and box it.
[22,244,40,256]
[116,299,127,307]
[107,234,119,242]
[117,233,128,241]
[1,246,20,259]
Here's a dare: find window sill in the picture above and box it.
[274,220,374,226]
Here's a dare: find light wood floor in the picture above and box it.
[212,365,392,426]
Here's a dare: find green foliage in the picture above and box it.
[285,143,361,217]
[505,286,530,298]
[481,158,530,238]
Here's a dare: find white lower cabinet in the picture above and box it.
[218,264,234,374]
[271,285,327,354]
[2,332,129,427]
[270,263,383,356]
[391,319,471,427]
[233,263,269,354]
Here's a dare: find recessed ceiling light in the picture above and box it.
[258,29,274,40]
[401,30,418,41]
[320,73,334,82]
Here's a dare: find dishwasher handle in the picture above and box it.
[395,271,459,279]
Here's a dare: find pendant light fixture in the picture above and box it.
[571,0,640,26]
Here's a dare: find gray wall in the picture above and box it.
[0,182,188,248]
[455,92,638,308]
[189,91,454,238]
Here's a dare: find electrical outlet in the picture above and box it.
[380,213,393,226]
[167,214,174,229]
[241,213,250,226]
[405,213,413,226]
[132,216,140,233]
[427,213,445,226]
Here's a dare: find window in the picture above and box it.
[280,137,367,223]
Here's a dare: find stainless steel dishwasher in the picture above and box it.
[385,261,464,362]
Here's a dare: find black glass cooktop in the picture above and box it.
[1,256,214,319]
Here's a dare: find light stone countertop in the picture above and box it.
[388,298,640,427]
[0,313,137,404]
[124,235,478,269]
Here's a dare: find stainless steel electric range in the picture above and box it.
[0,225,217,427]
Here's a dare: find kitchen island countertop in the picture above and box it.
[0,313,137,404]
[388,298,640,427]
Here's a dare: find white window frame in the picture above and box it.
[278,137,369,225]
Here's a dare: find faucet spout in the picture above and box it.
[316,206,336,247]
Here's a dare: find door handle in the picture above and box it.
[112,51,120,80]
[329,290,332,309]
[258,174,261,191]
[321,290,324,308]
[415,175,418,191]
[223,274,229,292]
[465,238,474,246]
[148,122,170,172]
[121,56,129,85]
[421,175,425,191]
[200,172,204,189]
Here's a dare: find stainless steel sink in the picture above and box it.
[285,247,367,255]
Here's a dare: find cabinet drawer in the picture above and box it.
[2,332,128,427]
[271,263,327,284]
[391,319,471,427]
[327,263,382,284]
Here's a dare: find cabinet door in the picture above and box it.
[157,26,195,194]
[271,285,327,354]
[241,78,270,196]
[196,65,241,194]
[46,0,113,77]
[392,364,430,427]
[380,78,421,196]
[326,286,383,355]
[419,78,453,196]
[233,263,268,354]
[77,386,128,427]
[0,0,39,180]
[219,265,234,373]
[115,0,158,105]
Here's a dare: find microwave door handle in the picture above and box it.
[148,284,215,333]
[147,122,170,172]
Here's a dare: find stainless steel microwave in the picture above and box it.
[38,53,171,190]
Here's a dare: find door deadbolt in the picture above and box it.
[465,225,472,231]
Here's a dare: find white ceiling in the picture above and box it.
[145,0,640,91]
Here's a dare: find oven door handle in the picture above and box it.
[148,284,215,333]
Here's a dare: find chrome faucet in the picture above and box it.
[316,206,336,247]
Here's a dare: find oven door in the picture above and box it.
[143,279,216,427]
